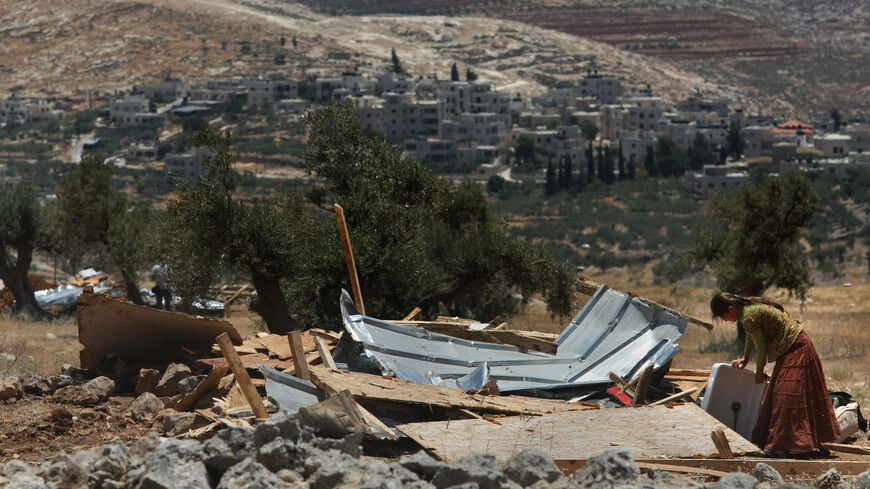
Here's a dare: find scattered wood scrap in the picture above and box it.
[77,288,243,369]
[396,403,757,464]
[308,367,588,416]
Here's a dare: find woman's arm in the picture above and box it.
[749,329,768,383]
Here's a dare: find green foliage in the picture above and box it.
[487,175,506,194]
[157,123,323,332]
[726,119,745,160]
[654,135,688,177]
[301,100,576,323]
[687,132,714,170]
[580,123,599,141]
[664,175,818,298]
[53,155,156,303]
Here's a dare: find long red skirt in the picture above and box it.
[751,331,841,452]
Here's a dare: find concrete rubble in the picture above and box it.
[1,412,850,489]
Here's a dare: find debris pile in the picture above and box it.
[4,413,849,489]
[3,281,869,487]
[0,274,56,308]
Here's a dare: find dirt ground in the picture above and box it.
[0,396,152,465]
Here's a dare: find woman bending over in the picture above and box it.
[710,292,840,456]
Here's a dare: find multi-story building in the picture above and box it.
[576,72,624,104]
[165,147,213,181]
[133,79,190,102]
[814,134,851,158]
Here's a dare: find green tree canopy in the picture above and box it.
[664,175,819,299]
[53,155,156,304]
[726,119,745,160]
[301,100,577,323]
[687,132,714,171]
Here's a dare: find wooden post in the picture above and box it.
[287,331,311,380]
[314,336,337,370]
[631,363,655,407]
[710,429,733,459]
[215,333,268,419]
[402,307,423,321]
[334,203,365,314]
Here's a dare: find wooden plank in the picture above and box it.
[667,369,711,377]
[308,329,342,343]
[576,279,713,331]
[308,367,585,416]
[176,366,230,412]
[631,364,655,406]
[634,462,726,478]
[216,333,268,419]
[827,443,870,455]
[396,403,757,464]
[631,458,870,477]
[196,353,293,371]
[314,336,337,370]
[650,387,699,406]
[335,203,365,314]
[711,429,733,459]
[402,307,423,321]
[77,289,243,369]
[287,331,311,381]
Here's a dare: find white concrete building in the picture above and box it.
[133,79,190,101]
[165,147,213,181]
[576,72,624,104]
[814,134,851,158]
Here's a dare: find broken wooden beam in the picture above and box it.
[650,387,700,406]
[216,332,269,419]
[176,366,229,412]
[287,331,311,381]
[335,203,365,314]
[631,363,655,407]
[576,279,713,331]
[313,336,337,370]
[710,429,734,459]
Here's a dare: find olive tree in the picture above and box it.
[0,185,48,317]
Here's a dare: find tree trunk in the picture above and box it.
[0,244,46,318]
[122,273,144,306]
[249,268,299,334]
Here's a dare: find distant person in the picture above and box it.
[150,264,172,311]
[710,292,840,457]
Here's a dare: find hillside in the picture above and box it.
[291,0,870,118]
[0,0,741,110]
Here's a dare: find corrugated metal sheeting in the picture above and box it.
[339,285,686,393]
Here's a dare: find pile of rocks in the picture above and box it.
[1,411,863,489]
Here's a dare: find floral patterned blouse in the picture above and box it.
[741,304,803,367]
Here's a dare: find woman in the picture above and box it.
[710,292,840,456]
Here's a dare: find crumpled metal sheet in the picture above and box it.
[260,365,324,414]
[339,285,686,393]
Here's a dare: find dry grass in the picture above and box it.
[509,264,870,404]
[0,312,79,376]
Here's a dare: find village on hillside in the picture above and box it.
[1,62,868,195]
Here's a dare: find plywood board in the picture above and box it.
[196,353,293,371]
[77,290,243,369]
[396,403,758,463]
[308,367,590,416]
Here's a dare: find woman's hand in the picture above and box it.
[730,357,748,369]
[754,369,769,384]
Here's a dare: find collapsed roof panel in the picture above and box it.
[339,286,687,393]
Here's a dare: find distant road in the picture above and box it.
[70,132,95,163]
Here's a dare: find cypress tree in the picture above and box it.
[546,160,557,196]
[450,62,460,81]
[586,140,595,183]
[564,153,573,190]
[617,142,626,181]
[644,145,657,176]
[597,144,605,182]
[628,155,636,180]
